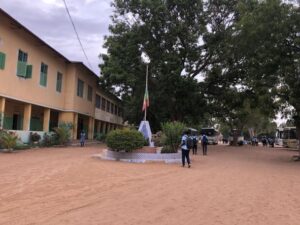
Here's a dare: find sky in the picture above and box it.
[1,0,113,75]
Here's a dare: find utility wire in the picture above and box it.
[62,0,94,70]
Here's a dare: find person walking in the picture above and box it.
[181,130,191,168]
[201,134,208,155]
[80,130,86,147]
[192,134,198,155]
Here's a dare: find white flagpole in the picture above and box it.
[144,64,148,121]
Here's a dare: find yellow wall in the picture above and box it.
[0,16,67,110]
[0,10,123,139]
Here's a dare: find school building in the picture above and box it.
[0,9,123,142]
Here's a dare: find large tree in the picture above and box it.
[232,0,300,151]
[100,0,209,131]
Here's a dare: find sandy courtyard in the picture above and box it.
[0,144,299,225]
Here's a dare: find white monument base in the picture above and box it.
[138,120,154,147]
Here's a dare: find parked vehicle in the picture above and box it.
[200,128,219,145]
[282,127,299,149]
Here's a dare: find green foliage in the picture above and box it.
[94,132,106,142]
[54,122,73,145]
[161,121,185,153]
[41,132,58,147]
[15,143,31,150]
[106,129,145,152]
[152,131,164,147]
[161,145,177,154]
[101,0,300,149]
[100,0,207,131]
[0,132,18,152]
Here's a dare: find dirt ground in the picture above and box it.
[0,144,299,225]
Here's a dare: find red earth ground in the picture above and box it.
[0,144,299,225]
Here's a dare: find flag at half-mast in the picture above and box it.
[142,88,149,111]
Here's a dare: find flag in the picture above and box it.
[142,89,149,111]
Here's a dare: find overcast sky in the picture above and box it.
[1,0,113,75]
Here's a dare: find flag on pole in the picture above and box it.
[142,89,149,111]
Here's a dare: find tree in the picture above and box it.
[100,0,208,131]
[232,0,300,151]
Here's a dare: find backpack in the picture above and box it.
[186,136,193,149]
[192,137,197,145]
[202,135,208,144]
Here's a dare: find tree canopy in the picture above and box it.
[100,0,300,144]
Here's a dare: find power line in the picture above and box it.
[62,0,94,70]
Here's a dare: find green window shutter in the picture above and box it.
[44,73,47,86]
[26,65,32,78]
[17,61,27,77]
[40,72,47,86]
[0,52,6,70]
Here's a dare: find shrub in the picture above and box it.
[54,122,73,145]
[106,129,145,152]
[30,132,41,143]
[152,131,164,147]
[15,143,31,150]
[161,121,186,153]
[0,129,7,149]
[94,132,106,142]
[161,145,177,153]
[41,132,58,147]
[1,132,18,152]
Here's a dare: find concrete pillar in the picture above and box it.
[58,112,77,140]
[0,97,5,129]
[23,103,32,131]
[43,108,51,132]
[100,121,104,133]
[96,120,101,133]
[73,113,78,140]
[88,117,94,139]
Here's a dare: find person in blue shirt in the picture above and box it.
[192,135,198,155]
[201,134,208,155]
[181,130,191,168]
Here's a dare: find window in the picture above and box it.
[106,100,110,112]
[17,50,32,78]
[0,52,6,70]
[40,63,48,87]
[101,98,106,111]
[88,85,93,101]
[96,94,101,109]
[77,79,84,97]
[56,72,63,92]
[18,50,28,62]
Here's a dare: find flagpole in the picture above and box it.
[144,64,148,121]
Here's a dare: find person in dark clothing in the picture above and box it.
[181,130,191,168]
[80,130,86,147]
[201,134,208,155]
[192,135,198,155]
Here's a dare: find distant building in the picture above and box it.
[0,9,123,142]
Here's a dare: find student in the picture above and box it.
[80,130,86,147]
[192,134,198,155]
[201,134,208,155]
[181,130,191,168]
